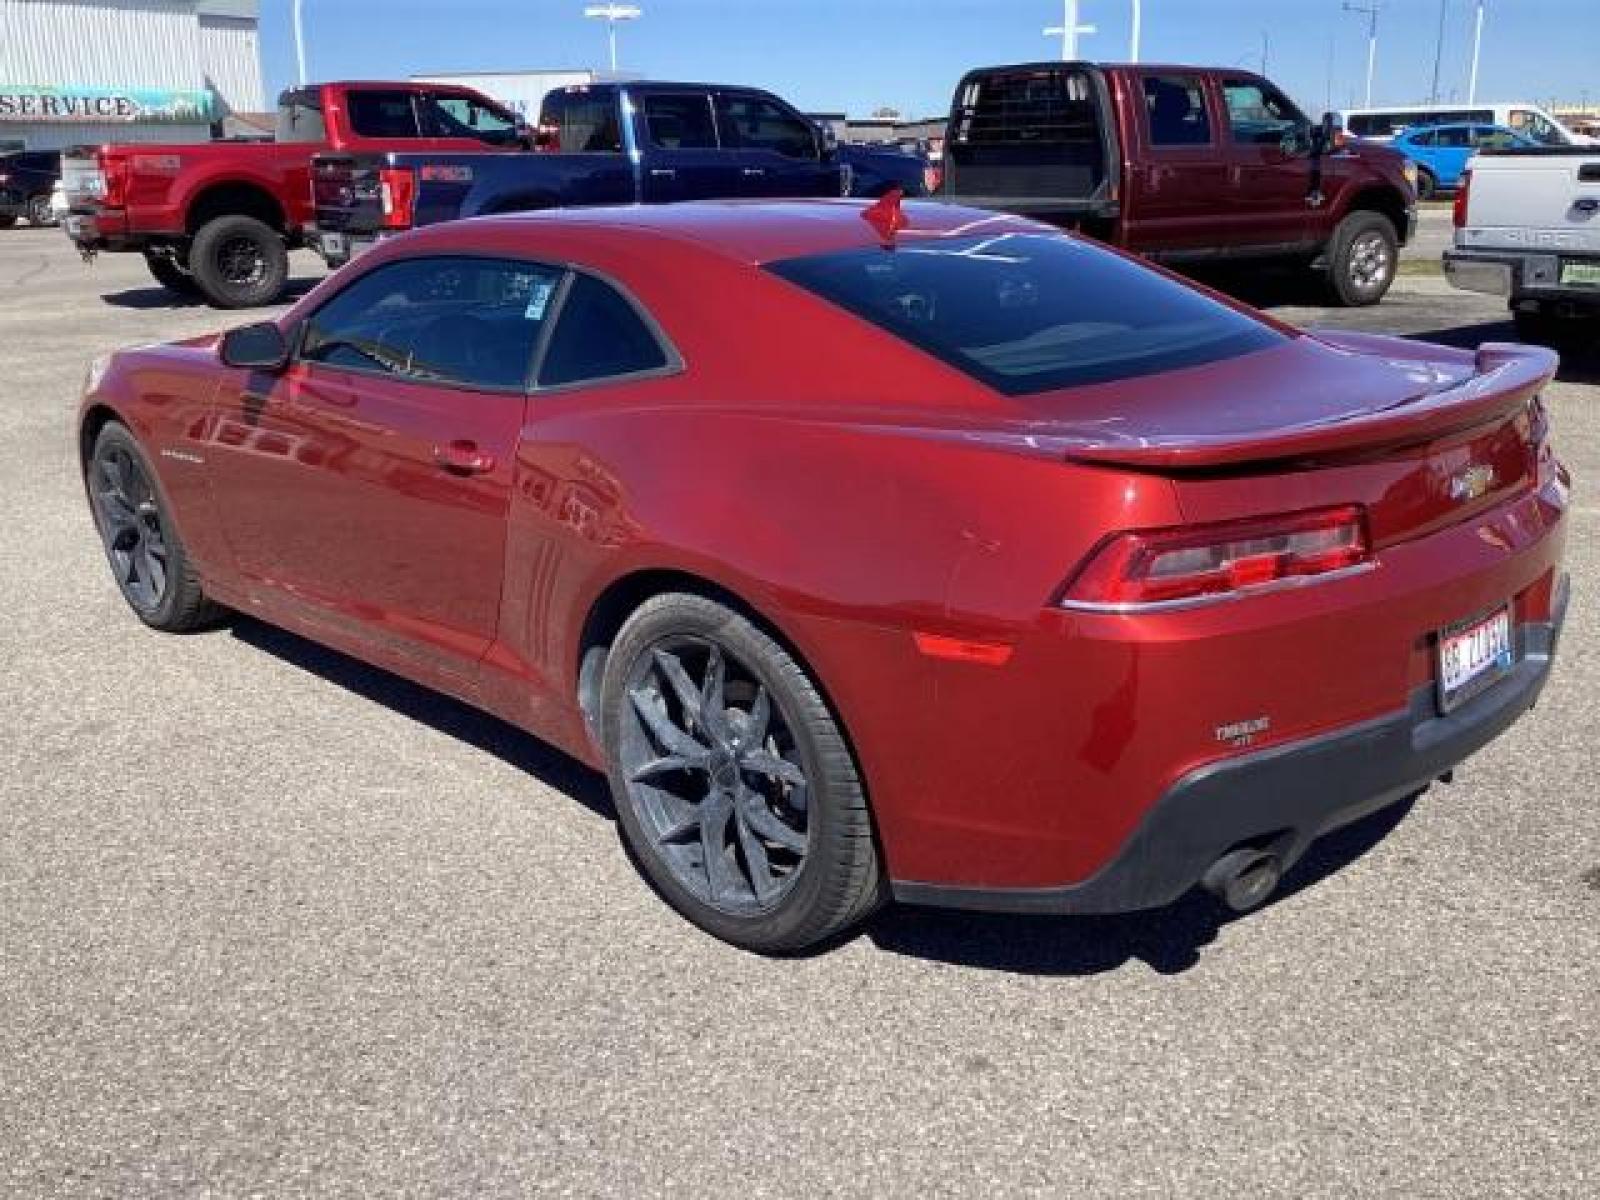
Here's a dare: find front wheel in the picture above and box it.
[87,422,224,632]
[600,593,884,953]
[188,214,289,308]
[1324,211,1399,307]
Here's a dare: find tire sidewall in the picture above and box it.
[600,594,872,952]
[89,422,192,629]
[28,194,55,226]
[1330,211,1397,306]
[189,215,288,309]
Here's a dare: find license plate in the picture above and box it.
[319,231,347,259]
[1437,607,1513,711]
[1559,261,1600,287]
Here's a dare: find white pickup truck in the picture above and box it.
[1444,147,1600,341]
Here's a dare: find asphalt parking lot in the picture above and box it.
[2,219,1595,1197]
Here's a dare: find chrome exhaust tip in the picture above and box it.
[1201,847,1284,913]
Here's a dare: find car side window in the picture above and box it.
[345,91,422,139]
[642,94,719,150]
[1408,128,1438,147]
[1221,80,1304,145]
[1475,127,1515,149]
[1433,126,1471,148]
[300,256,565,392]
[716,94,819,159]
[537,273,670,389]
[1142,75,1212,146]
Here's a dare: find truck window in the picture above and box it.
[426,94,521,147]
[951,68,1096,148]
[543,94,622,153]
[1220,80,1304,145]
[716,94,818,159]
[642,94,719,150]
[1509,108,1565,146]
[300,256,564,392]
[346,91,422,139]
[1142,76,1212,146]
[276,89,327,142]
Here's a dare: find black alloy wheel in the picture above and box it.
[87,422,223,631]
[602,593,884,953]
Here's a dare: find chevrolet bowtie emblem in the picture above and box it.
[1449,464,1497,502]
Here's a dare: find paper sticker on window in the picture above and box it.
[526,280,555,320]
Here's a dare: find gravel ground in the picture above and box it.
[1,225,1595,1198]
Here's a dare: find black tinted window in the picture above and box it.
[543,94,622,153]
[426,93,520,146]
[952,68,1097,147]
[301,256,563,391]
[1143,75,1212,146]
[539,274,669,388]
[716,94,817,159]
[346,91,421,139]
[1434,125,1472,148]
[643,94,718,150]
[768,233,1284,395]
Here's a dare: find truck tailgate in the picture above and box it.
[1457,151,1600,256]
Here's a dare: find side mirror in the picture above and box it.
[815,122,838,161]
[220,321,289,371]
[1315,112,1347,153]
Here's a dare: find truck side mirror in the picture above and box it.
[220,321,290,372]
[816,123,838,161]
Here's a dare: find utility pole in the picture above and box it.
[1343,2,1381,108]
[293,0,307,85]
[1467,1,1486,103]
[1429,0,1447,103]
[1043,0,1096,61]
[583,4,642,73]
[1130,0,1142,62]
[1260,30,1270,76]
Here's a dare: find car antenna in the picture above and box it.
[862,187,908,245]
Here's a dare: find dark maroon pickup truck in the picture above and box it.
[939,62,1418,305]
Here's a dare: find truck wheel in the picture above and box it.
[188,214,288,308]
[143,251,200,297]
[27,194,56,226]
[1414,169,1437,202]
[1325,211,1398,307]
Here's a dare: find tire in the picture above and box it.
[27,194,56,226]
[143,250,200,297]
[1324,210,1399,307]
[188,214,288,308]
[86,421,225,632]
[600,592,884,953]
[1414,169,1437,202]
[0,215,16,230]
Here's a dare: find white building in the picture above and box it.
[412,69,637,124]
[0,0,264,152]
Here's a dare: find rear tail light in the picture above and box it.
[102,153,129,207]
[1453,169,1472,228]
[923,163,943,194]
[1061,505,1370,610]
[377,167,416,230]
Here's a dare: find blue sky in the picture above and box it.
[261,1,1599,120]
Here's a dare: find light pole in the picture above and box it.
[1343,2,1381,108]
[583,4,642,73]
[293,0,307,85]
[1428,0,1447,103]
[1130,0,1141,62]
[1044,1,1096,61]
[1467,1,1486,103]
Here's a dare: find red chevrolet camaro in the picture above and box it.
[79,199,1570,953]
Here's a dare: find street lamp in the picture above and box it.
[1044,0,1096,61]
[584,3,642,73]
[1343,1,1381,108]
[1467,1,1487,103]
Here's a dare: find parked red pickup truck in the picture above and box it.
[61,80,528,307]
[939,62,1418,305]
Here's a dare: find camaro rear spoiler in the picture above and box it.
[1057,342,1557,470]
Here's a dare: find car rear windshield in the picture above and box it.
[767,232,1286,395]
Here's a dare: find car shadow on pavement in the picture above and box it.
[228,616,615,821]
[98,276,322,310]
[864,798,1416,976]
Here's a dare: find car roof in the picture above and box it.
[447,199,1049,266]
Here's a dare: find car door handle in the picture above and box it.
[649,168,676,179]
[432,440,495,475]
[742,167,767,177]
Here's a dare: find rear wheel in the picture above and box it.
[87,422,224,632]
[188,214,288,308]
[1325,210,1399,307]
[143,250,200,297]
[27,193,55,226]
[600,593,884,953]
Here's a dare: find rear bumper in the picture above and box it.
[311,227,380,268]
[893,576,1568,916]
[1445,246,1600,307]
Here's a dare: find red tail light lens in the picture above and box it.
[102,153,129,207]
[378,167,416,230]
[923,164,943,194]
[1453,169,1471,228]
[1062,506,1370,609]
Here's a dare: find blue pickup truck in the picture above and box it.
[312,81,915,265]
